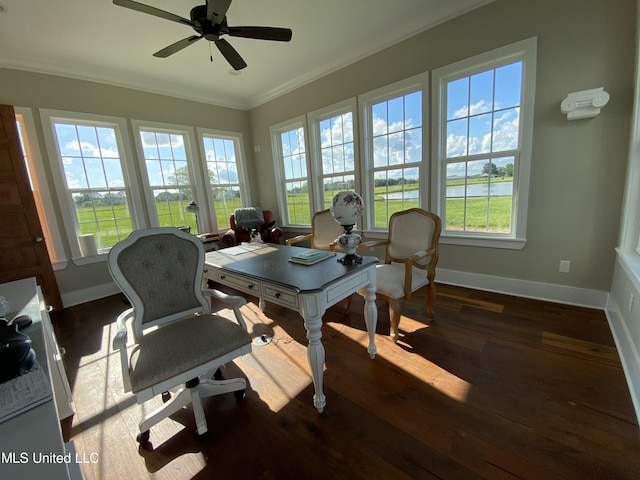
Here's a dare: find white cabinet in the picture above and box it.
[38,286,74,420]
[0,277,79,480]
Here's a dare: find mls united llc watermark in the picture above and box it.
[1,451,99,464]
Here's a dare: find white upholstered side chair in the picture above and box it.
[107,227,252,444]
[286,208,345,251]
[359,208,442,343]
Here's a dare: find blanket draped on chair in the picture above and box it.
[234,207,264,229]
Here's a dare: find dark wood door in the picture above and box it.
[0,104,63,311]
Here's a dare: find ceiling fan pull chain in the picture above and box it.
[209,41,214,63]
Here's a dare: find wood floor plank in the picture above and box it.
[50,284,640,480]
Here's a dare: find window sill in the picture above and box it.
[72,253,108,266]
[440,233,526,250]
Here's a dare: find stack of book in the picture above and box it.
[289,249,336,265]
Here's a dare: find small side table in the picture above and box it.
[197,233,220,252]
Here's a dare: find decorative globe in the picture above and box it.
[330,191,364,265]
[330,191,364,227]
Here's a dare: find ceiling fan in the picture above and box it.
[113,0,293,71]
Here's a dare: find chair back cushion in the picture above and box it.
[311,209,346,250]
[387,209,441,263]
[109,228,208,339]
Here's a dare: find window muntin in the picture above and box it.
[50,119,135,253]
[137,128,198,232]
[433,37,536,248]
[361,79,425,229]
[200,132,245,231]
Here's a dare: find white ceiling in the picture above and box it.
[0,0,493,110]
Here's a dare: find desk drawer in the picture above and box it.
[263,284,298,310]
[325,270,372,305]
[217,271,262,296]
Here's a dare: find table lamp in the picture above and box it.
[186,201,199,233]
[330,191,364,265]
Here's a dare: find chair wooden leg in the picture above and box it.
[426,282,436,319]
[343,294,354,314]
[389,298,402,343]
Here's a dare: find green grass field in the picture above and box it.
[76,198,243,250]
[78,182,512,250]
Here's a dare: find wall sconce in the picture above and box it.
[561,87,610,120]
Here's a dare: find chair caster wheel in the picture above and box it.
[136,430,150,444]
[196,431,208,442]
[234,389,246,400]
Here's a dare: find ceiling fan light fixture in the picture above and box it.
[113,0,292,71]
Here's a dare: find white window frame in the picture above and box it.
[131,120,207,232]
[196,127,251,232]
[431,37,537,250]
[359,74,429,233]
[40,109,145,263]
[270,116,313,227]
[308,98,360,212]
[14,107,67,269]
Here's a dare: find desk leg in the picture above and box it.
[301,303,326,413]
[363,283,378,359]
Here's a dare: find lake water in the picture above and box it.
[381,181,513,199]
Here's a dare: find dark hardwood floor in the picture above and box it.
[51,284,640,479]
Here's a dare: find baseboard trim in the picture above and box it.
[605,294,640,426]
[61,281,121,308]
[436,268,608,309]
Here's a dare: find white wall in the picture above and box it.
[607,0,640,425]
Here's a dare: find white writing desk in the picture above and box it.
[204,244,378,412]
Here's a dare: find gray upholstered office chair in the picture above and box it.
[358,208,442,343]
[108,227,252,444]
[286,208,345,251]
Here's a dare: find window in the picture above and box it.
[308,99,358,211]
[41,110,144,259]
[359,75,427,229]
[198,128,248,232]
[271,117,312,225]
[132,121,203,233]
[432,37,536,249]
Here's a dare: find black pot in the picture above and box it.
[0,318,36,383]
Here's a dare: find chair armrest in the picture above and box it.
[221,229,238,247]
[286,233,313,246]
[203,288,249,330]
[112,308,134,393]
[270,226,284,245]
[357,239,388,251]
[408,247,437,265]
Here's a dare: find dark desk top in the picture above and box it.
[205,244,378,293]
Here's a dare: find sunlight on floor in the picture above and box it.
[327,315,474,403]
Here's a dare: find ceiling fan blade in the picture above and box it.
[153,36,202,58]
[207,0,232,25]
[113,0,194,27]
[215,38,247,70]
[227,26,293,42]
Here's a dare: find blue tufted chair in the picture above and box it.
[107,227,252,444]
